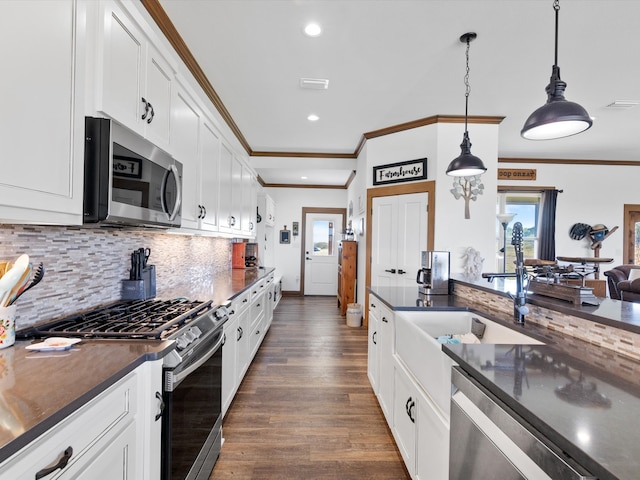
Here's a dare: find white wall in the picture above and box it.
[264,187,347,291]
[353,122,499,278]
[498,161,640,267]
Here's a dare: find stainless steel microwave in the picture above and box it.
[83,117,182,228]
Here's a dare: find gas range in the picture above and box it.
[18,298,227,342]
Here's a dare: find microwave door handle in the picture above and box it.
[162,164,182,221]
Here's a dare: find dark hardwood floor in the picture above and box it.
[210,296,410,479]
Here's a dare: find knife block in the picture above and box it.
[121,280,146,300]
[121,265,156,300]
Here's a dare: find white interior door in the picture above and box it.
[396,193,429,287]
[371,192,428,288]
[304,213,342,295]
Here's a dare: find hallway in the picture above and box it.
[210,296,410,479]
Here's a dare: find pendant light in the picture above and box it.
[521,0,592,140]
[446,32,487,177]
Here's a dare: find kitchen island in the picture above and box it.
[368,278,640,480]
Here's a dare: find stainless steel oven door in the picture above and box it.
[162,328,223,480]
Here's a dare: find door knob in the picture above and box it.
[398,269,406,274]
[384,269,396,274]
[306,257,312,260]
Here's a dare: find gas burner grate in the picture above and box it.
[20,299,213,340]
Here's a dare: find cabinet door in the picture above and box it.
[98,1,145,135]
[393,364,416,477]
[218,143,234,233]
[143,45,173,151]
[230,155,243,233]
[199,121,220,231]
[222,313,239,416]
[0,0,84,225]
[171,85,201,229]
[378,306,394,423]
[416,389,449,480]
[241,168,257,237]
[367,312,379,394]
[236,309,251,382]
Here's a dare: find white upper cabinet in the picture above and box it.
[0,0,85,225]
[171,83,202,229]
[241,165,257,237]
[199,120,221,232]
[96,0,174,153]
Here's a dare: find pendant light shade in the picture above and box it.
[446,32,487,177]
[446,131,487,177]
[521,1,592,140]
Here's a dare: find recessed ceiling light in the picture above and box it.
[300,78,329,90]
[307,114,319,122]
[606,100,639,109]
[304,23,322,37]
[301,176,308,180]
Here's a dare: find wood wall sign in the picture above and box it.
[498,168,536,180]
[373,158,427,185]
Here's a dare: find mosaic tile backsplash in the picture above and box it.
[0,225,232,330]
[453,283,640,361]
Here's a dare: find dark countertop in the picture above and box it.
[452,275,640,334]
[444,343,637,480]
[1,267,275,464]
[0,339,173,464]
[369,283,640,479]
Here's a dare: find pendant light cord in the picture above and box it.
[553,0,560,67]
[464,36,471,132]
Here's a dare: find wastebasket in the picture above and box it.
[346,303,362,327]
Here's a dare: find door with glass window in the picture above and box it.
[304,213,343,295]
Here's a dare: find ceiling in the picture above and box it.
[155,0,640,187]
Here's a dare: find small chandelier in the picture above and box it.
[446,32,487,177]
[521,0,592,140]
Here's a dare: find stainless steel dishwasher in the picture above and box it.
[449,367,596,480]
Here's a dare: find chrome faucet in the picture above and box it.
[482,222,529,324]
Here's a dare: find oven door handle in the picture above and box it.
[169,333,224,389]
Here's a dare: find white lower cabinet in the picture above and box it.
[393,362,449,480]
[0,360,162,480]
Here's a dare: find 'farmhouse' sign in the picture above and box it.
[373,158,427,185]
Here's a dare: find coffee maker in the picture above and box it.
[416,251,450,295]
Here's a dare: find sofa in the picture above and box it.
[604,265,640,302]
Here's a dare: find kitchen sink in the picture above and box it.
[394,311,544,419]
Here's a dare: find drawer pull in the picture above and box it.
[35,446,73,479]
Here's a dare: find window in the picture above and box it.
[496,192,541,273]
[312,220,334,256]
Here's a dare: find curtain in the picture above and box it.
[538,189,558,261]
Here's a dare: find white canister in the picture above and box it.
[0,305,17,349]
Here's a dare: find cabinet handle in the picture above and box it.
[237,326,243,341]
[202,205,207,219]
[250,221,254,230]
[372,331,377,345]
[405,397,416,423]
[370,303,376,308]
[154,391,165,421]
[141,97,150,120]
[384,269,396,274]
[229,215,236,226]
[382,317,388,323]
[35,446,73,479]
[147,102,155,124]
[221,333,226,347]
